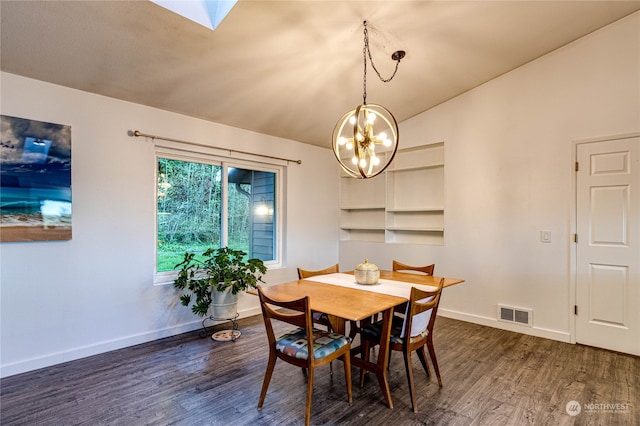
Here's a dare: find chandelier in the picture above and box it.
[332,21,405,179]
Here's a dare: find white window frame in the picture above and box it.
[154,148,283,285]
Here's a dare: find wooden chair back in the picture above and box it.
[392,260,435,276]
[297,263,339,279]
[401,278,444,339]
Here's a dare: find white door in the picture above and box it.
[576,136,640,355]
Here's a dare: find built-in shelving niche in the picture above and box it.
[339,142,444,245]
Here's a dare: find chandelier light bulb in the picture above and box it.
[378,131,387,140]
[338,136,347,145]
[349,115,357,125]
[359,158,367,168]
[367,112,376,124]
[383,138,392,147]
[351,156,359,165]
[346,141,354,150]
[372,156,380,166]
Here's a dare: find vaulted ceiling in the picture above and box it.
[2,1,639,148]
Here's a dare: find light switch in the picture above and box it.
[540,230,551,243]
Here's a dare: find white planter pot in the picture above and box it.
[210,286,239,319]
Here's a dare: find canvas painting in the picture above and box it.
[0,115,72,242]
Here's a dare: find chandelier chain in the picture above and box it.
[362,21,402,104]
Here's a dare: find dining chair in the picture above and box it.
[257,286,353,426]
[297,264,339,332]
[392,260,435,276]
[390,260,435,320]
[359,278,445,413]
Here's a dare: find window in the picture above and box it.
[155,153,280,282]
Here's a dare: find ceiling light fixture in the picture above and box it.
[332,21,405,179]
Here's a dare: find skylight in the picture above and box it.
[150,0,237,31]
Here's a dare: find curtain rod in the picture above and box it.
[130,130,302,165]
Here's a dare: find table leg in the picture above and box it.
[375,307,394,409]
[346,309,395,409]
[327,314,346,335]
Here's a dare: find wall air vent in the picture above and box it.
[497,304,533,327]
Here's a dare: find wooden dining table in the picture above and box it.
[256,270,464,409]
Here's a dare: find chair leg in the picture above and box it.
[426,337,442,387]
[348,320,359,340]
[343,352,353,403]
[258,351,277,409]
[305,366,314,426]
[403,350,418,413]
[324,321,334,376]
[416,344,431,378]
[359,338,371,388]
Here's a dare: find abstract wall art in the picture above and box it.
[0,115,72,242]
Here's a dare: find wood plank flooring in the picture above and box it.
[1,316,638,425]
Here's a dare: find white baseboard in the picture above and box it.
[0,307,262,378]
[438,308,572,343]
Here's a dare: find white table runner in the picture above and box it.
[302,272,436,298]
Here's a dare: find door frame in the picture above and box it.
[570,132,640,345]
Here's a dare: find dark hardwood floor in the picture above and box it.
[1,315,638,425]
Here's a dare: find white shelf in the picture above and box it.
[340,205,385,211]
[386,207,444,213]
[340,225,385,230]
[386,226,444,232]
[340,228,385,243]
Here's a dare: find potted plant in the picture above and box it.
[173,247,267,319]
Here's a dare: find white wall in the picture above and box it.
[0,73,340,377]
[340,13,640,341]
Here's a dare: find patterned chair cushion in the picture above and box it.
[275,328,351,360]
[362,316,429,345]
